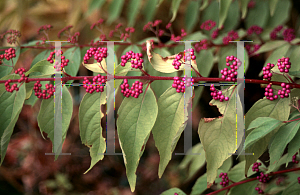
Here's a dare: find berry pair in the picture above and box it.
[0,48,16,65]
[255,187,264,194]
[47,50,69,70]
[292,152,299,164]
[277,57,291,73]
[120,79,143,98]
[33,81,55,99]
[172,49,196,70]
[120,51,144,69]
[262,63,275,81]
[210,84,229,102]
[220,56,241,82]
[219,172,229,187]
[83,47,108,64]
[83,74,106,94]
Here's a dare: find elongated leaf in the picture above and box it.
[143,0,158,22]
[30,50,51,67]
[200,1,219,28]
[245,97,290,176]
[117,86,158,192]
[267,0,291,28]
[86,0,105,16]
[245,0,269,29]
[267,153,288,173]
[245,117,282,149]
[127,0,142,26]
[218,0,232,29]
[107,0,125,25]
[83,61,107,73]
[63,47,81,77]
[269,0,280,16]
[26,60,54,76]
[282,180,300,195]
[240,0,251,19]
[198,86,242,188]
[288,45,300,72]
[222,0,240,32]
[152,86,188,178]
[37,86,73,160]
[228,180,259,195]
[0,47,20,79]
[0,75,26,165]
[185,0,200,33]
[228,160,262,182]
[161,188,186,195]
[253,40,287,55]
[269,113,300,167]
[79,90,106,173]
[170,0,183,22]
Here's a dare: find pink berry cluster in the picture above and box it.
[0,47,16,65]
[200,20,216,31]
[57,25,73,38]
[120,51,144,69]
[298,177,300,184]
[262,63,275,81]
[33,81,55,99]
[83,74,106,94]
[83,47,108,64]
[47,50,69,70]
[5,68,29,93]
[245,44,261,56]
[247,25,263,35]
[255,187,264,194]
[292,152,299,164]
[210,84,229,102]
[220,55,241,82]
[172,76,195,93]
[219,172,229,187]
[194,39,208,53]
[0,29,21,44]
[37,24,53,35]
[223,30,239,45]
[283,28,295,42]
[257,172,270,183]
[90,18,104,30]
[270,25,283,40]
[264,84,278,101]
[277,57,291,73]
[277,83,291,98]
[252,162,262,172]
[172,49,196,70]
[120,79,143,98]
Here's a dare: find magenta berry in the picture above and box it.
[47,50,69,70]
[5,67,29,93]
[256,172,270,183]
[252,162,262,172]
[200,20,216,31]
[83,47,108,64]
[120,79,143,98]
[33,81,55,99]
[255,187,264,194]
[172,49,196,70]
[219,172,229,187]
[120,51,143,69]
[262,63,274,81]
[209,84,229,101]
[83,74,106,94]
[298,177,300,184]
[220,56,241,82]
[292,152,299,164]
[277,57,291,73]
[247,25,263,35]
[0,47,17,65]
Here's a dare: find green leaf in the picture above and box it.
[245,117,282,149]
[269,114,300,167]
[253,40,287,55]
[152,86,188,178]
[63,47,81,78]
[218,0,232,29]
[185,0,200,33]
[37,86,73,160]
[117,86,158,192]
[200,1,219,28]
[228,180,259,195]
[160,188,186,195]
[184,31,208,41]
[282,180,300,195]
[240,0,251,19]
[30,50,51,67]
[79,90,106,173]
[245,97,290,176]
[83,61,107,73]
[26,60,55,76]
[170,0,183,22]
[199,0,208,11]
[287,112,300,166]
[157,0,164,7]
[198,86,241,187]
[86,0,105,16]
[269,0,280,16]
[267,0,292,28]
[228,160,258,182]
[0,75,26,165]
[245,0,269,29]
[127,0,142,27]
[107,0,125,25]
[143,0,158,22]
[178,143,206,180]
[288,45,300,72]
[0,47,21,79]
[222,0,240,32]
[267,153,288,173]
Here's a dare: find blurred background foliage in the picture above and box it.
[0,0,299,194]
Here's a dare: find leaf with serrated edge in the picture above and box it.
[152,86,189,178]
[79,89,106,173]
[245,97,290,176]
[117,85,158,192]
[0,75,26,165]
[198,86,241,188]
[37,86,73,160]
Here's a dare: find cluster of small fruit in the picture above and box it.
[292,152,299,164]
[264,83,291,101]
[220,56,241,82]
[209,84,229,102]
[172,48,196,70]
[120,79,143,98]
[83,47,108,64]
[33,81,55,99]
[82,74,106,94]
[5,68,29,93]
[0,47,16,65]
[120,51,144,69]
[277,57,291,73]
[47,50,69,70]
[219,172,229,187]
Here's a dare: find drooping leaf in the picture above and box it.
[0,75,26,165]
[107,0,125,25]
[267,0,292,28]
[185,0,200,33]
[288,45,300,72]
[142,0,158,22]
[152,86,189,178]
[63,47,81,78]
[170,0,183,22]
[269,0,280,16]
[222,0,240,32]
[198,86,242,188]
[37,86,73,160]
[282,180,300,195]
[83,61,107,73]
[30,50,51,67]
[245,97,290,176]
[0,47,20,79]
[240,0,251,19]
[218,0,232,29]
[79,89,106,173]
[267,153,288,173]
[253,40,287,56]
[245,0,269,29]
[117,86,158,192]
[127,0,142,26]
